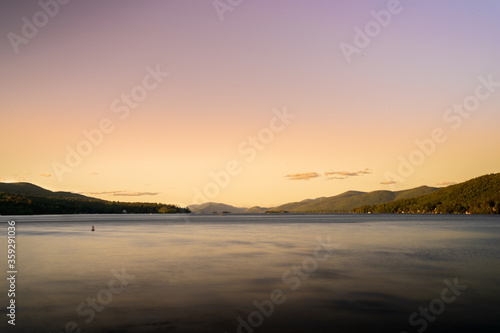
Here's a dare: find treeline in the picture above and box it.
[0,192,191,215]
[353,173,500,214]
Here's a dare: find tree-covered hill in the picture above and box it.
[0,183,190,215]
[353,173,500,214]
[0,182,93,199]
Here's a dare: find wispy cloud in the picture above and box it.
[437,181,456,186]
[90,172,99,176]
[286,169,373,181]
[41,173,51,177]
[325,168,372,180]
[380,180,397,185]
[86,191,160,197]
[112,191,160,197]
[285,172,321,181]
[327,176,347,180]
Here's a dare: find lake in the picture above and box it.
[1,214,499,333]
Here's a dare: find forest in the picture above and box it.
[353,173,500,214]
[0,192,190,215]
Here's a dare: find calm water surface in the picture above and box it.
[1,214,499,333]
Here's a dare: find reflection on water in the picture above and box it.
[1,214,499,332]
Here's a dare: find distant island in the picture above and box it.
[0,183,190,215]
[1,173,499,215]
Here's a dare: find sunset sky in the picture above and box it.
[1,0,499,207]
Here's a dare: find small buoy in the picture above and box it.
[91,226,95,232]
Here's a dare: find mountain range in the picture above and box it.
[354,173,500,214]
[0,182,189,215]
[1,173,499,215]
[188,174,499,214]
[271,186,439,213]
[187,186,438,214]
[0,182,92,200]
